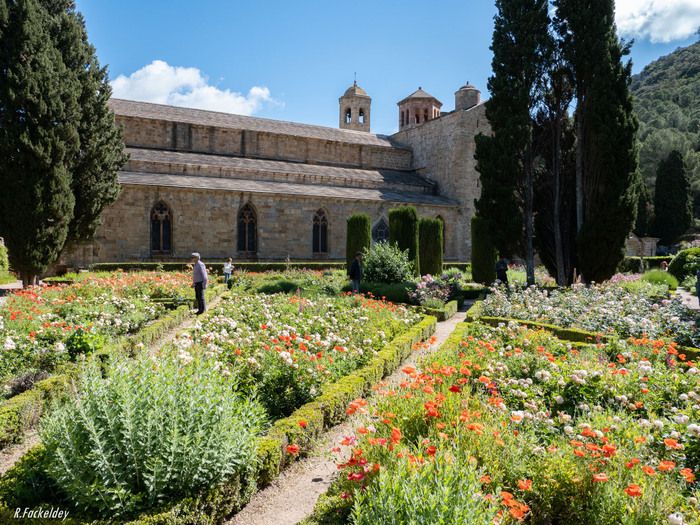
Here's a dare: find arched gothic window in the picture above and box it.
[400,111,405,127]
[150,201,172,255]
[372,217,389,244]
[345,108,352,124]
[237,203,257,255]
[312,209,328,254]
[358,109,365,124]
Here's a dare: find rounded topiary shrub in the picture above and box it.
[362,242,414,284]
[668,248,700,281]
[40,353,265,517]
[640,269,678,291]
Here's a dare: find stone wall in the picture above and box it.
[60,185,460,266]
[117,115,412,171]
[391,104,490,260]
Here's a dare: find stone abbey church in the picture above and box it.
[64,82,488,265]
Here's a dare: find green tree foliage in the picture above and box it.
[0,243,8,273]
[471,215,497,285]
[418,217,443,276]
[556,0,640,283]
[653,150,692,244]
[634,182,654,237]
[668,247,700,281]
[389,206,419,276]
[631,41,700,218]
[346,214,371,268]
[361,242,414,284]
[0,0,126,284]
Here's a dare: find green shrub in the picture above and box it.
[346,214,371,269]
[640,269,678,290]
[40,354,265,518]
[65,328,105,360]
[669,247,700,280]
[389,206,419,276]
[617,256,673,274]
[255,279,301,295]
[471,215,497,284]
[362,242,414,284]
[418,218,443,276]
[341,281,415,304]
[0,243,8,273]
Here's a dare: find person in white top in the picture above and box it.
[223,257,233,284]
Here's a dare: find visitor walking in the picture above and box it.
[223,257,233,284]
[191,252,208,315]
[495,256,509,286]
[348,252,363,294]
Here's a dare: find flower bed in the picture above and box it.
[0,271,192,390]
[305,323,700,524]
[0,295,435,523]
[480,283,699,347]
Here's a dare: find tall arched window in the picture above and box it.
[372,217,389,244]
[358,109,365,124]
[237,203,257,255]
[345,108,352,124]
[150,201,172,255]
[312,209,328,254]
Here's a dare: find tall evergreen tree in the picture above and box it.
[0,0,125,283]
[555,0,640,283]
[475,0,551,286]
[0,0,79,284]
[653,150,692,244]
[633,183,653,237]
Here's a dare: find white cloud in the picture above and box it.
[111,60,274,115]
[616,0,700,43]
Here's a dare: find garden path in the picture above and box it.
[0,280,22,306]
[226,309,469,525]
[677,289,699,311]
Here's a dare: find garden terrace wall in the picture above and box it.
[0,316,437,524]
[0,285,225,450]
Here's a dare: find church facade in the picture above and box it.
[62,82,488,265]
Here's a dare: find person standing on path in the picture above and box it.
[495,255,509,286]
[348,252,363,294]
[191,252,208,315]
[223,257,233,285]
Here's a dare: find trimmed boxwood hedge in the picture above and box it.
[89,262,347,273]
[0,316,437,524]
[421,300,458,322]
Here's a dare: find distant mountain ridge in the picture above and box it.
[632,40,700,216]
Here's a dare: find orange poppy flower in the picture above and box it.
[517,479,532,491]
[592,473,609,483]
[624,484,643,497]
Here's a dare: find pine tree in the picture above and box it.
[0,0,79,284]
[653,150,692,245]
[555,0,640,283]
[0,0,126,283]
[474,0,551,286]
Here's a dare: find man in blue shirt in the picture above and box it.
[191,252,208,315]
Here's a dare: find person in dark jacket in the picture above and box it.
[495,256,509,286]
[191,252,208,315]
[348,252,363,293]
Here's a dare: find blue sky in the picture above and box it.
[76,0,700,135]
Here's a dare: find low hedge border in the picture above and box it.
[420,300,458,322]
[0,316,437,524]
[0,285,226,451]
[465,301,700,359]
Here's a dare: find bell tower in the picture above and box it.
[339,81,371,132]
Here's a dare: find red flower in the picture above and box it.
[592,473,609,483]
[286,444,300,455]
[298,420,308,429]
[624,484,642,497]
[517,479,532,491]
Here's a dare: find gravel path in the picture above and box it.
[0,432,39,475]
[226,310,468,525]
[677,288,699,311]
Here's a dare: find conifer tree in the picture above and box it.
[0,0,125,283]
[555,0,640,283]
[0,0,79,284]
[653,150,692,245]
[474,0,551,286]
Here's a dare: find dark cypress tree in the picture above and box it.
[418,217,443,276]
[474,0,551,286]
[633,183,653,237]
[653,150,692,245]
[389,206,420,276]
[0,0,79,284]
[0,0,126,283]
[555,0,640,283]
[471,215,497,285]
[346,214,371,268]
